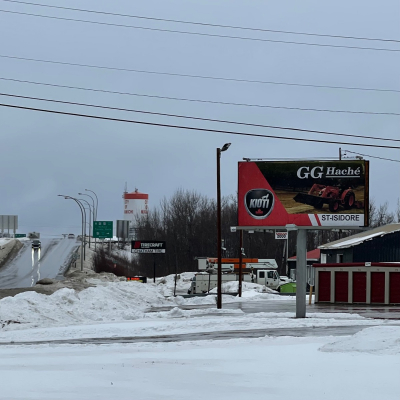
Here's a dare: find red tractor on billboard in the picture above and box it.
[294,184,363,212]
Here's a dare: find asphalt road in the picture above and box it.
[0,238,79,289]
[0,325,375,347]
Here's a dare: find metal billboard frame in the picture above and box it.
[237,159,370,318]
[238,159,370,229]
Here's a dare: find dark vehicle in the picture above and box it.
[32,239,41,250]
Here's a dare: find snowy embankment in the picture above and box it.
[0,238,23,267]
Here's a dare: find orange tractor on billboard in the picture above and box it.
[294,184,364,212]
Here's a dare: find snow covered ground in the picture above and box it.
[1,276,400,399]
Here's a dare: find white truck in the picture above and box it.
[188,269,281,294]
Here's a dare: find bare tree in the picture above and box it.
[369,200,395,228]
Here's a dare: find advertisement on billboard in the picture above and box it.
[238,160,369,227]
[131,240,166,254]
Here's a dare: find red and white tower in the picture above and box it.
[123,188,149,227]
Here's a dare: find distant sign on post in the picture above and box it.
[93,221,113,238]
[15,234,26,238]
[0,215,18,230]
[275,231,288,240]
[116,220,130,239]
[131,241,166,254]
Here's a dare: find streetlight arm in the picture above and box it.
[85,189,98,220]
[58,195,86,271]
[221,143,231,152]
[79,192,96,223]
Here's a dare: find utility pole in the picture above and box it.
[238,230,243,297]
[216,143,231,309]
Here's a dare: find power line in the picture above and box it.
[2,0,400,44]
[1,77,399,116]
[1,92,399,143]
[1,54,399,93]
[342,149,400,162]
[1,101,399,150]
[1,8,399,52]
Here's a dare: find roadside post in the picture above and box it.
[131,240,166,283]
[153,254,156,283]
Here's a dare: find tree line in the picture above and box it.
[116,189,399,278]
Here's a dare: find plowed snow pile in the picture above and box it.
[320,326,400,354]
[155,272,195,296]
[0,282,173,328]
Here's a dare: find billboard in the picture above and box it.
[238,160,369,227]
[116,220,129,239]
[0,215,18,230]
[131,240,166,254]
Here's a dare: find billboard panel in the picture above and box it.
[131,240,166,254]
[0,215,18,230]
[238,160,369,227]
[116,220,129,239]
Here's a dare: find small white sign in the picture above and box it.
[275,231,288,240]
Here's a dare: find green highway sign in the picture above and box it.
[15,234,26,238]
[93,221,113,239]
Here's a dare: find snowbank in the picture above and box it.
[320,326,400,354]
[0,281,174,328]
[0,239,23,268]
[155,272,195,296]
[209,281,280,298]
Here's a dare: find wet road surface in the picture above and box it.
[0,325,376,347]
[0,238,79,289]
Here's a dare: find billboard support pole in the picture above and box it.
[296,229,307,318]
[217,147,222,309]
[286,235,289,277]
[238,230,243,297]
[153,253,156,283]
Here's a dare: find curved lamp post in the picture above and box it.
[79,192,96,223]
[58,195,86,271]
[217,143,231,309]
[78,198,92,249]
[85,189,98,220]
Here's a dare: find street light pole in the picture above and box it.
[79,193,95,222]
[58,195,85,271]
[85,189,98,220]
[74,198,87,261]
[217,143,231,309]
[78,198,92,249]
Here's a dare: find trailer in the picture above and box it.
[198,257,278,272]
[188,269,282,294]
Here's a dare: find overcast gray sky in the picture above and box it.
[0,0,399,235]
